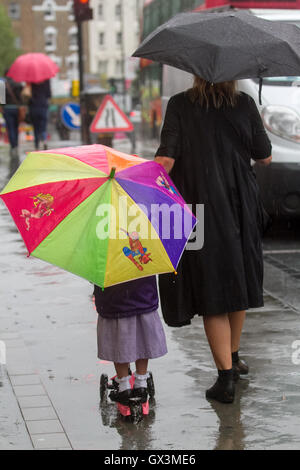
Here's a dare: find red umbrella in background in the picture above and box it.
[7,53,59,83]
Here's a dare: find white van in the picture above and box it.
[162,9,300,219]
[239,9,300,220]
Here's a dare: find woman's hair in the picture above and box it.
[188,76,239,109]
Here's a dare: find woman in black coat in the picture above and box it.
[155,77,272,404]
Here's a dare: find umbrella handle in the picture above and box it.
[109,167,116,179]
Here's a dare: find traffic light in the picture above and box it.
[73,0,93,22]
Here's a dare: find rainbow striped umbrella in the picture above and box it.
[0,145,197,288]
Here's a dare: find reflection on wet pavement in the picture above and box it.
[170,296,300,450]
[99,398,157,450]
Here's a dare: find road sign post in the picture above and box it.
[73,0,93,143]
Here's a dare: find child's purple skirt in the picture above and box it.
[97,310,167,363]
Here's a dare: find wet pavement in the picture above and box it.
[0,142,300,450]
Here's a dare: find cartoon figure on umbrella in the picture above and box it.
[121,228,152,271]
[20,193,54,231]
[156,171,177,195]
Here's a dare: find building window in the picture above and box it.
[115,3,121,18]
[66,54,79,80]
[8,2,20,19]
[48,54,62,70]
[98,2,104,19]
[99,32,105,47]
[44,26,57,52]
[68,0,75,21]
[69,26,78,51]
[98,61,108,75]
[44,1,55,21]
[116,32,122,46]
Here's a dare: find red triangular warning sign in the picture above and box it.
[90,95,134,133]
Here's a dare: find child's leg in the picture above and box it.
[114,362,130,379]
[135,359,148,375]
[113,362,131,396]
[134,359,149,393]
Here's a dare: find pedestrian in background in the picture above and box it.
[29,79,51,150]
[155,78,272,404]
[2,69,23,175]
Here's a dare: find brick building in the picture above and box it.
[2,0,90,94]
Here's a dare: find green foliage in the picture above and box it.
[0,4,21,77]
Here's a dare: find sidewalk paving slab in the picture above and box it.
[31,433,71,450]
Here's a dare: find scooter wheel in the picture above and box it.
[129,397,143,424]
[100,374,108,401]
[147,371,155,398]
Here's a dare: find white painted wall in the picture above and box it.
[89,0,142,79]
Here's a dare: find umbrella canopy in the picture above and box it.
[133,10,300,83]
[0,145,196,288]
[7,53,59,83]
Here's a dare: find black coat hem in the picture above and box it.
[162,299,264,327]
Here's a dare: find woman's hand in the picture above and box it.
[255,155,272,166]
[154,156,175,174]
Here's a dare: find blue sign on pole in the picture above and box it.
[61,103,81,130]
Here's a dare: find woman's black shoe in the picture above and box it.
[233,367,240,382]
[232,351,249,375]
[132,387,148,403]
[233,359,249,375]
[206,369,235,404]
[109,388,132,406]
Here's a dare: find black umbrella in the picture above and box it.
[133,10,300,102]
